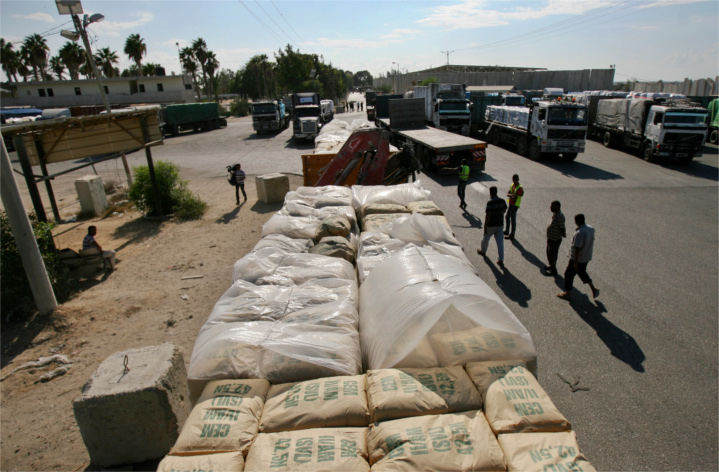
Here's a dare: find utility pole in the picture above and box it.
[441,50,454,66]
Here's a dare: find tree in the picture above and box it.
[141,62,161,76]
[180,46,201,99]
[419,77,438,86]
[274,44,315,95]
[124,33,147,76]
[95,47,118,78]
[353,70,373,88]
[22,33,50,81]
[205,51,219,100]
[1,38,20,82]
[59,42,84,80]
[191,38,209,97]
[242,54,274,99]
[49,55,65,80]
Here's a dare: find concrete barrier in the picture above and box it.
[74,175,108,216]
[73,343,190,468]
[256,173,289,203]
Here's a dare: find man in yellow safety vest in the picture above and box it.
[447,159,471,210]
[504,174,524,240]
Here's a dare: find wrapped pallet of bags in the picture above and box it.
[260,375,369,432]
[245,428,369,471]
[262,214,321,240]
[360,246,536,371]
[361,213,409,232]
[498,431,596,472]
[233,250,357,285]
[309,236,357,264]
[285,185,353,208]
[170,379,269,456]
[367,411,507,471]
[358,202,408,221]
[157,452,245,472]
[465,360,570,434]
[366,366,481,423]
[204,279,358,328]
[407,200,443,216]
[187,322,361,402]
[251,233,314,255]
[356,232,411,284]
[351,180,431,210]
[280,202,358,235]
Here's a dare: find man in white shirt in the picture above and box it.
[82,226,116,271]
[557,214,599,300]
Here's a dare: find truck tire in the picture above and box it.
[528,139,542,161]
[516,136,528,156]
[602,131,614,148]
[491,128,501,147]
[641,141,657,163]
[171,124,179,137]
[710,129,718,144]
[562,152,578,161]
[678,154,694,165]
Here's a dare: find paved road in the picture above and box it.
[10,109,719,470]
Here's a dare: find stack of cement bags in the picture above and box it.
[186,185,362,402]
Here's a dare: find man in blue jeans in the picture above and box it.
[504,174,524,240]
[557,213,600,300]
[477,186,508,268]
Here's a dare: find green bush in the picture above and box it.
[419,77,438,86]
[230,98,251,117]
[129,160,207,220]
[1,211,64,322]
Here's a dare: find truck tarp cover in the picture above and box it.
[708,99,719,128]
[596,99,651,134]
[165,102,219,125]
[486,106,529,130]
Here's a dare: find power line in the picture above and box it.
[269,0,315,53]
[251,0,304,53]
[237,0,293,51]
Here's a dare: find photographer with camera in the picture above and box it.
[227,163,247,205]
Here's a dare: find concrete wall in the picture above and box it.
[628,77,718,96]
[377,69,616,94]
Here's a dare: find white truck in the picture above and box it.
[320,99,334,124]
[590,98,708,163]
[413,83,472,136]
[251,99,289,134]
[482,99,588,161]
[292,92,322,141]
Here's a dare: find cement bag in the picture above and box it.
[358,202,408,221]
[465,361,570,434]
[233,251,357,285]
[252,233,313,254]
[362,213,409,232]
[497,431,596,472]
[366,367,481,423]
[285,186,353,208]
[351,180,431,210]
[360,247,536,371]
[262,214,320,240]
[205,279,358,327]
[187,322,362,401]
[170,379,269,456]
[367,411,506,471]
[245,428,369,471]
[356,232,412,284]
[315,214,352,240]
[280,203,358,234]
[407,200,443,216]
[260,375,369,432]
[309,236,357,264]
[157,452,244,472]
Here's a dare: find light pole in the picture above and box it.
[392,61,400,93]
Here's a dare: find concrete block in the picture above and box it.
[73,343,190,468]
[75,175,108,216]
[255,173,289,203]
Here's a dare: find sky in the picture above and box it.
[0,0,717,85]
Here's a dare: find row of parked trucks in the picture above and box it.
[250,93,335,141]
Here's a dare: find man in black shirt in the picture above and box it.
[477,186,508,267]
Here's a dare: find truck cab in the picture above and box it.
[251,100,288,134]
[529,100,588,158]
[434,98,472,136]
[293,105,321,140]
[643,105,707,161]
[501,94,526,107]
[320,100,334,124]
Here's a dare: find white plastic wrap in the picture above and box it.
[278,202,358,234]
[285,186,353,208]
[251,234,314,254]
[262,214,321,240]
[486,105,529,129]
[233,249,357,285]
[351,180,431,210]
[205,278,358,327]
[359,247,536,371]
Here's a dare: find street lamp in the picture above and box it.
[392,61,400,93]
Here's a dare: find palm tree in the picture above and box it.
[49,55,65,80]
[180,46,201,100]
[22,33,50,81]
[191,38,209,97]
[205,51,219,100]
[124,33,147,76]
[59,42,84,80]
[1,38,20,82]
[95,47,118,78]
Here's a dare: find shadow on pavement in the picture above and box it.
[570,297,646,373]
[249,201,284,215]
[486,260,532,308]
[111,216,164,253]
[216,202,244,224]
[510,238,547,273]
[455,209,482,230]
[283,138,315,151]
[540,159,624,181]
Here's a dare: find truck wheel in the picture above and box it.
[602,131,614,148]
[710,129,718,144]
[516,136,528,156]
[562,152,578,161]
[491,128,501,147]
[171,124,179,137]
[678,154,694,165]
[528,139,541,161]
[641,141,656,163]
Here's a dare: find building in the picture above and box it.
[1,74,196,109]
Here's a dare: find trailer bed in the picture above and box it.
[378,118,484,151]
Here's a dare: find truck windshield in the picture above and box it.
[547,107,587,125]
[252,104,276,114]
[295,106,320,118]
[439,102,469,112]
[504,97,525,106]
[664,112,707,125]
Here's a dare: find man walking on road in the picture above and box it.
[447,159,471,210]
[557,214,600,300]
[504,174,524,240]
[477,186,508,268]
[545,200,566,275]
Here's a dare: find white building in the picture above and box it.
[2,74,196,108]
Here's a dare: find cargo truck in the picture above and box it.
[480,98,588,161]
[320,99,334,123]
[707,98,718,144]
[292,92,322,141]
[414,83,472,136]
[365,91,377,121]
[160,102,226,137]
[376,97,487,172]
[251,99,289,134]
[469,93,527,135]
[590,98,708,163]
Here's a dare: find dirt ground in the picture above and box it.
[0,173,303,471]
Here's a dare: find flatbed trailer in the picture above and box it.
[376,99,487,172]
